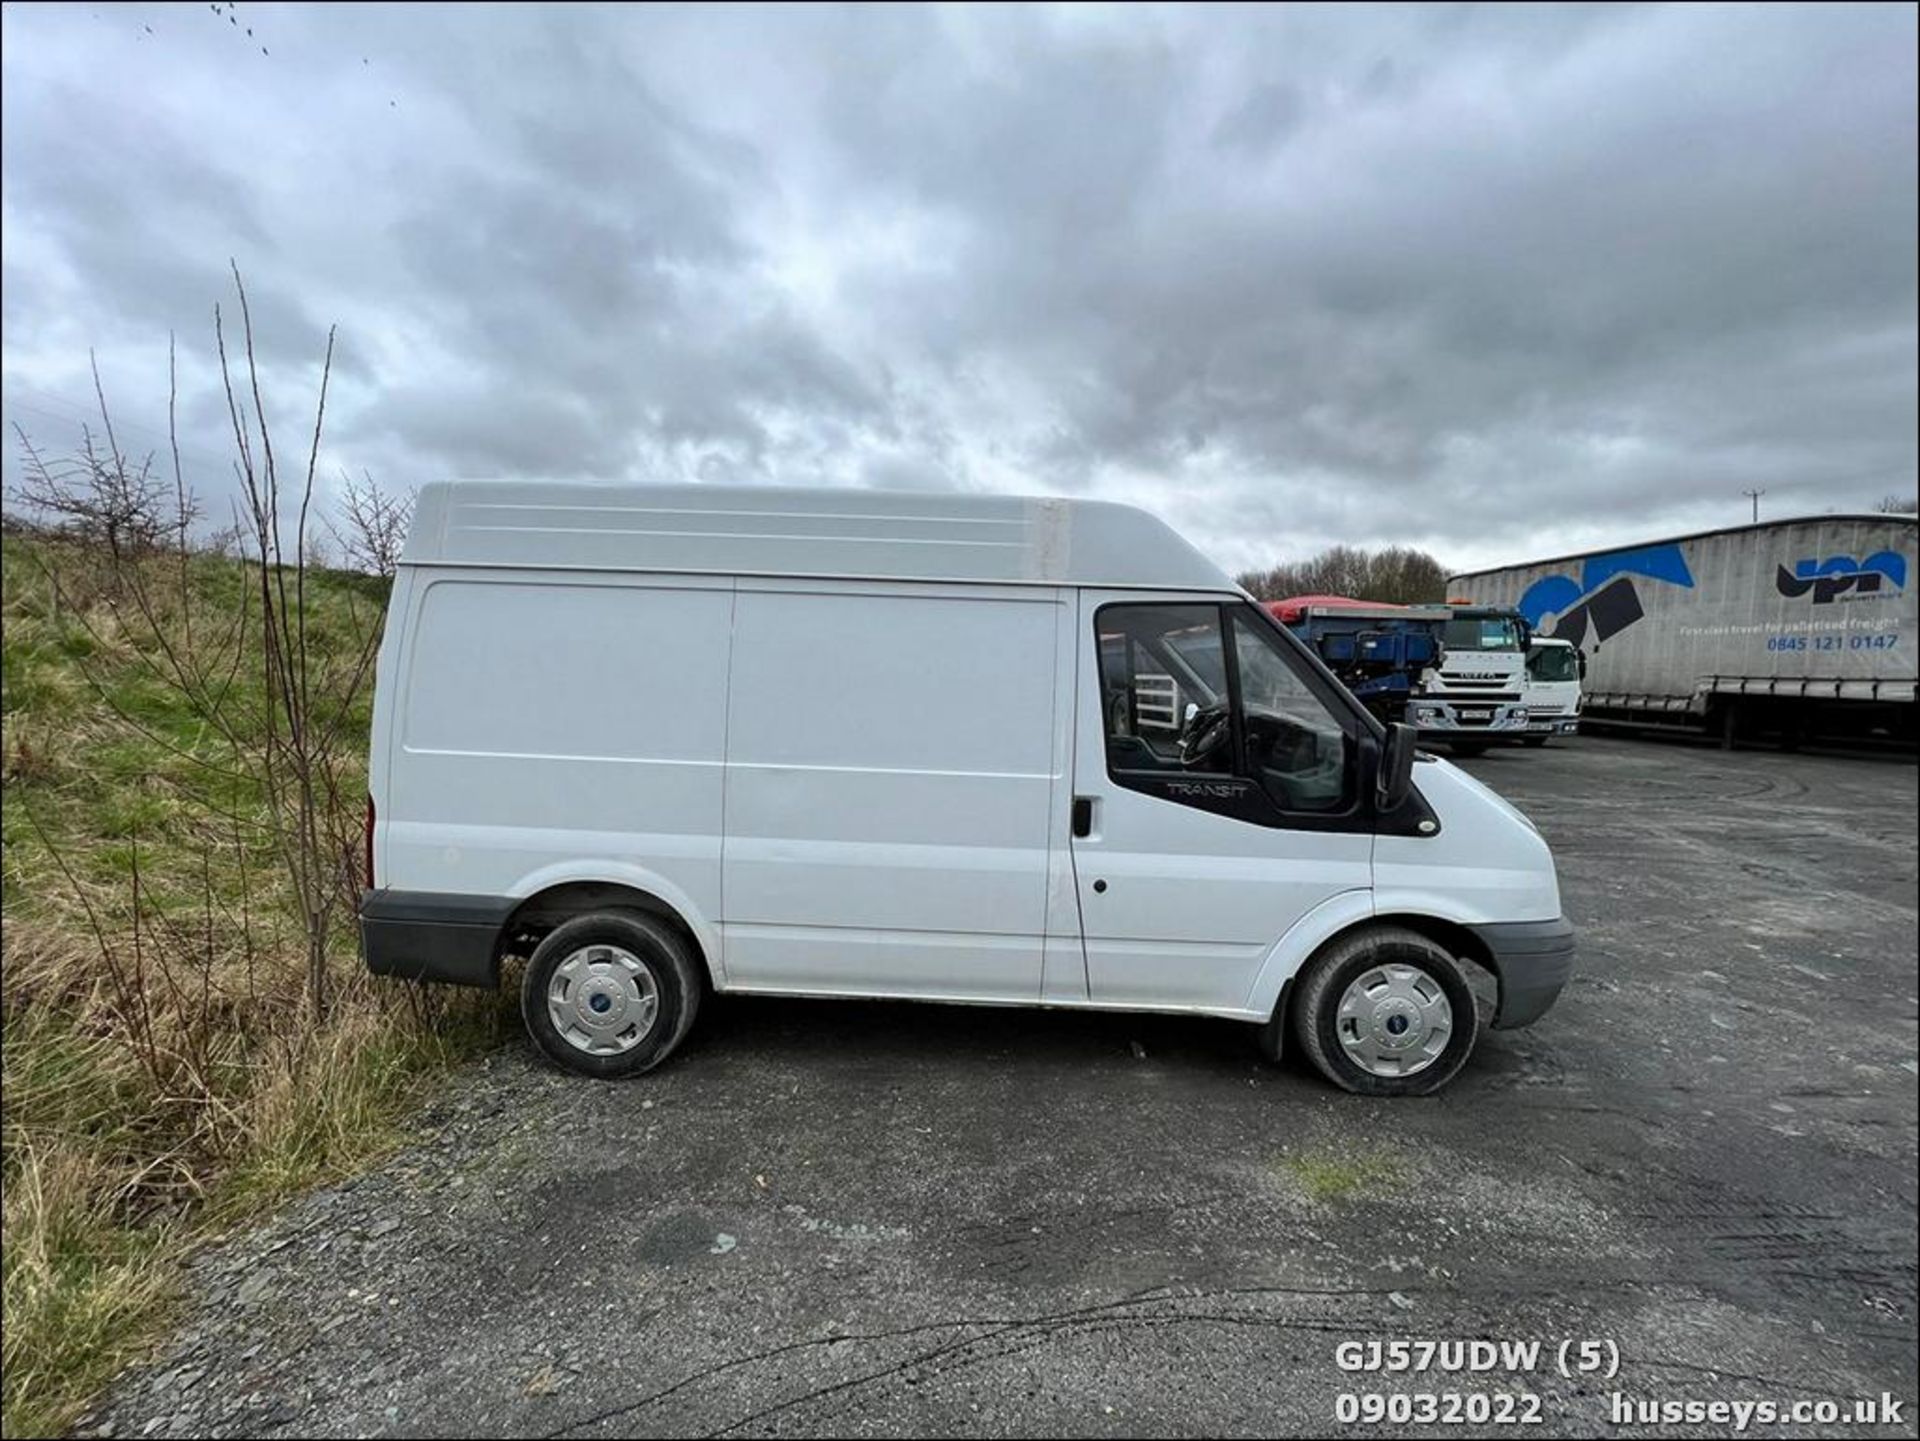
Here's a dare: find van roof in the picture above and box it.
[403,481,1235,591]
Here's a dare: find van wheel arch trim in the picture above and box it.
[1244,902,1545,1026]
[500,879,719,990]
[1240,888,1378,1020]
[501,858,722,984]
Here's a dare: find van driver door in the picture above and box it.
[1068,593,1374,1012]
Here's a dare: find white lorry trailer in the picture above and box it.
[1450,515,1917,748]
[359,482,1575,1096]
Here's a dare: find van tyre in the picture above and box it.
[521,909,702,1079]
[1291,926,1478,1096]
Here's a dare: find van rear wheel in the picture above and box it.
[1291,926,1479,1096]
[521,909,701,1079]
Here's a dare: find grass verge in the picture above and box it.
[1,531,504,1438]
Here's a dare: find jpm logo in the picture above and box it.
[1775,552,1907,604]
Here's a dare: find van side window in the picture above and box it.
[1229,611,1354,814]
[1096,603,1358,822]
[1097,605,1234,775]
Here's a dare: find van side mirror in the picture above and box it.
[1576,649,1588,680]
[1378,722,1417,810]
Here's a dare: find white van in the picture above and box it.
[360,483,1574,1096]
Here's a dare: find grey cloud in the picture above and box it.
[3,74,347,382]
[1,1,1913,575]
[1212,82,1305,155]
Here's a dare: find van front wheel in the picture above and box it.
[521,909,701,1079]
[1292,926,1479,1096]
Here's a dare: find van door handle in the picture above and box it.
[1072,796,1095,838]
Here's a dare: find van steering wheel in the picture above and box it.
[1179,703,1233,766]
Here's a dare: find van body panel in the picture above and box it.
[398,575,733,759]
[719,584,1062,999]
[377,569,732,971]
[1372,761,1563,924]
[1067,589,1376,1012]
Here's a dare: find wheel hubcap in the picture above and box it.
[1335,963,1453,1077]
[548,944,659,1056]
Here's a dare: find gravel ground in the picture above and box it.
[84,737,1917,1439]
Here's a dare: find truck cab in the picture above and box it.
[1406,606,1531,755]
[1520,637,1585,747]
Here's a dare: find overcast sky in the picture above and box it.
[3,2,1914,575]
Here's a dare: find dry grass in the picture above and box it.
[1,532,504,1439]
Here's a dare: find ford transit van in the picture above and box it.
[359,483,1573,1095]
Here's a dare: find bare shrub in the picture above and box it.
[0,278,471,1439]
[9,354,200,566]
[328,472,415,579]
[8,267,391,1019]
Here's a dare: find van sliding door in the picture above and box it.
[720,581,1066,1002]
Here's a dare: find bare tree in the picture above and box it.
[16,267,388,1018]
[328,471,415,578]
[215,263,378,1016]
[1237,544,1450,605]
[7,355,198,561]
[1872,493,1918,515]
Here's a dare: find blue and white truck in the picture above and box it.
[1269,596,1530,755]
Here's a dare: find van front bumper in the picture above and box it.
[359,889,512,988]
[1468,916,1575,1028]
